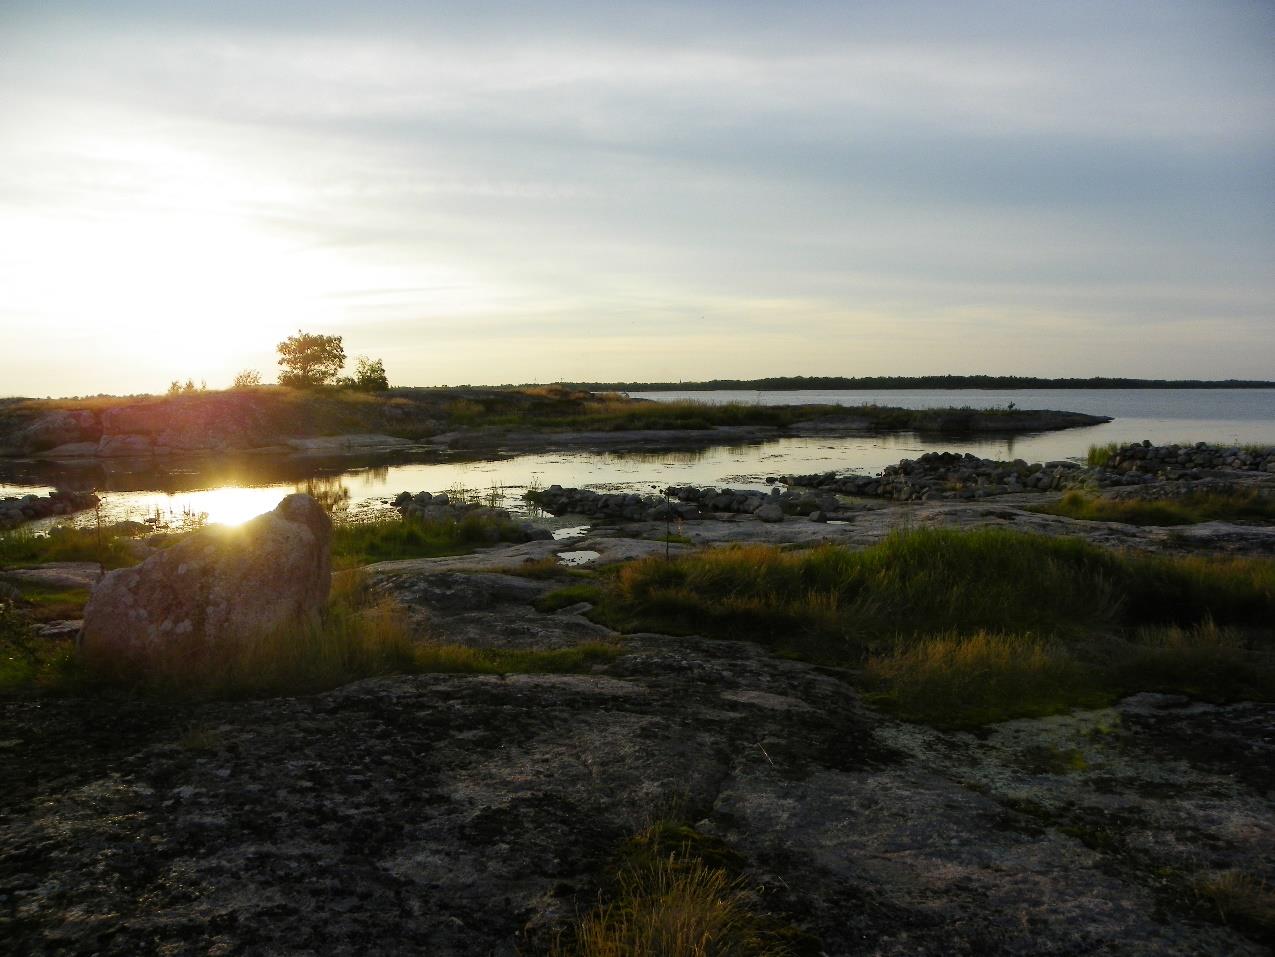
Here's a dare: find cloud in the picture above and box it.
[0,0,1272,395]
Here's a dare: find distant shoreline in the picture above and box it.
[548,376,1275,392]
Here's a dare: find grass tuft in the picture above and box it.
[593,528,1275,725]
[863,632,1101,729]
[1195,870,1275,940]
[1033,490,1275,526]
[1086,442,1120,467]
[0,524,140,569]
[331,513,525,569]
[552,822,801,957]
[535,584,604,613]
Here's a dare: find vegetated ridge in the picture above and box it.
[0,385,1111,459]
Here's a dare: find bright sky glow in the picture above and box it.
[1,1,1272,396]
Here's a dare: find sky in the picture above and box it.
[0,1,1272,396]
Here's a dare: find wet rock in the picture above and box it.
[0,489,100,530]
[755,503,785,523]
[81,494,332,667]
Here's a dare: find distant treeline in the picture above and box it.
[548,375,1275,392]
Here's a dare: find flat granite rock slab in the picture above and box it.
[1,561,103,590]
[1,633,1271,955]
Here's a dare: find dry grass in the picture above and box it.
[1032,489,1275,526]
[80,596,419,698]
[596,529,1275,725]
[6,563,621,698]
[552,822,797,957]
[1113,621,1275,702]
[557,857,789,957]
[863,632,1099,729]
[1195,870,1275,938]
[411,640,619,675]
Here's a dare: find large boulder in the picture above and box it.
[81,494,332,667]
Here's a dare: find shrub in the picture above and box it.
[231,369,262,389]
[352,356,389,392]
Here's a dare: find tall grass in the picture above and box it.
[331,513,523,569]
[863,632,1100,729]
[1087,442,1120,467]
[1033,490,1275,526]
[1195,870,1275,940]
[552,823,798,957]
[0,524,139,569]
[609,529,1274,653]
[597,528,1275,725]
[4,567,620,698]
[80,595,419,698]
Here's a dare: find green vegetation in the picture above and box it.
[276,330,347,388]
[0,602,77,692]
[862,632,1102,728]
[2,570,621,698]
[344,355,390,392]
[487,556,577,579]
[0,523,140,569]
[412,641,619,676]
[1086,442,1120,467]
[535,584,604,612]
[589,529,1275,728]
[551,820,806,957]
[1,581,90,622]
[331,513,525,569]
[1032,489,1275,526]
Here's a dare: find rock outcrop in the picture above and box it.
[528,484,852,522]
[80,494,332,666]
[785,451,1086,501]
[1093,441,1275,477]
[391,491,553,542]
[10,410,101,453]
[0,489,100,530]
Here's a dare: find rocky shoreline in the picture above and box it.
[526,442,1275,520]
[0,489,100,531]
[4,481,1274,953]
[3,441,1274,954]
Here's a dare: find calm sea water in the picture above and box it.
[2,389,1271,528]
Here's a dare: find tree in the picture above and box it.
[231,369,262,390]
[277,331,345,388]
[352,356,389,392]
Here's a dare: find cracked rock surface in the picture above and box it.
[3,622,1272,954]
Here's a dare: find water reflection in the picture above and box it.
[6,386,1274,531]
[296,477,352,517]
